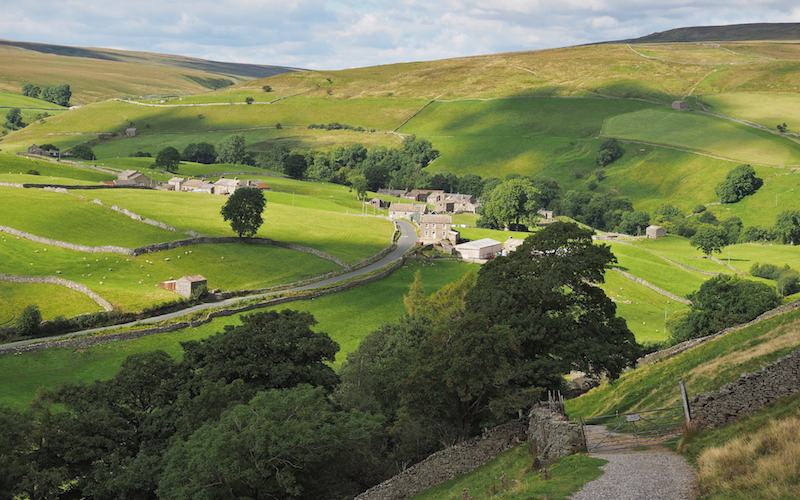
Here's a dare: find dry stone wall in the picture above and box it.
[0,273,113,311]
[527,403,585,465]
[354,420,528,500]
[0,225,133,255]
[690,347,800,429]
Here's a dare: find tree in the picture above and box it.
[4,108,24,129]
[22,83,41,98]
[245,96,254,104]
[216,133,248,165]
[617,210,651,235]
[220,187,266,238]
[0,405,33,499]
[596,138,624,166]
[283,153,308,179]
[773,210,800,245]
[158,385,383,500]
[16,305,42,337]
[181,310,339,392]
[691,224,728,256]
[479,178,541,230]
[68,144,95,160]
[669,275,780,342]
[715,164,763,203]
[41,84,72,106]
[348,173,369,200]
[154,146,181,172]
[182,142,216,164]
[262,85,272,92]
[466,222,639,389]
[777,123,788,133]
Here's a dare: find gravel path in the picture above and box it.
[570,449,698,500]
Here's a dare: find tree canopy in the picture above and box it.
[220,186,266,238]
[715,164,763,203]
[479,177,541,230]
[182,142,216,164]
[596,138,624,166]
[67,144,95,160]
[216,133,250,165]
[154,146,181,172]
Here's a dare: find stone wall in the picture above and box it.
[354,420,528,500]
[0,273,113,311]
[0,225,134,255]
[527,403,585,466]
[690,347,800,429]
[611,268,691,305]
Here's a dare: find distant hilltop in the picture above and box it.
[606,22,800,44]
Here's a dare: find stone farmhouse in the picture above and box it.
[427,192,479,214]
[646,225,667,239]
[389,203,427,222]
[114,170,157,188]
[418,214,459,246]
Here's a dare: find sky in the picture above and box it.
[2,1,799,70]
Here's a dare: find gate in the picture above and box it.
[579,381,692,453]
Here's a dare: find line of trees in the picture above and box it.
[22,83,72,106]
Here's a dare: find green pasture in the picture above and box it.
[566,305,800,419]
[0,187,183,247]
[698,92,800,131]
[605,240,713,298]
[706,170,800,227]
[0,230,344,315]
[0,154,115,183]
[0,91,67,110]
[86,189,393,264]
[402,98,655,139]
[0,259,474,409]
[599,269,689,345]
[603,107,800,166]
[632,45,763,64]
[0,281,102,325]
[622,236,738,274]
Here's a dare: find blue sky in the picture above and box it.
[2,1,798,70]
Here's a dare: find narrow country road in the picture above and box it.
[1,220,418,349]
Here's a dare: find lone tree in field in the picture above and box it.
[715,164,762,203]
[154,146,181,172]
[220,187,266,238]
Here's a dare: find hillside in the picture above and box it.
[0,39,300,104]
[613,22,800,44]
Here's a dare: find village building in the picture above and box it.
[368,196,389,209]
[389,203,427,222]
[125,127,137,137]
[427,192,480,214]
[212,177,245,195]
[116,170,157,188]
[376,188,407,198]
[646,225,667,239]
[454,238,502,262]
[418,214,458,245]
[405,189,443,202]
[537,209,554,220]
[672,100,689,111]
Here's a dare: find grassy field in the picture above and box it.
[698,92,800,131]
[631,44,765,64]
[0,281,102,325]
[0,155,115,183]
[705,170,800,227]
[603,107,800,166]
[0,259,474,409]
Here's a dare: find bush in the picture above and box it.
[16,305,42,338]
[596,138,624,166]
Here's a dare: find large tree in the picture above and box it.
[216,133,249,165]
[154,146,181,172]
[479,177,541,230]
[5,108,24,129]
[691,224,728,256]
[465,222,639,389]
[773,210,800,245]
[182,142,216,164]
[220,187,266,238]
[715,164,763,203]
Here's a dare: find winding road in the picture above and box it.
[2,220,418,350]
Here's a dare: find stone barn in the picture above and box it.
[175,275,207,298]
[646,225,667,239]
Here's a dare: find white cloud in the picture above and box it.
[1,0,798,69]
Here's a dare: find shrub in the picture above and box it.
[715,164,763,204]
[16,305,42,338]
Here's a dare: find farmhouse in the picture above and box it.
[427,192,480,213]
[405,189,442,202]
[389,203,427,222]
[368,196,389,209]
[213,177,247,195]
[419,214,458,245]
[116,170,156,188]
[454,238,502,262]
[646,225,667,239]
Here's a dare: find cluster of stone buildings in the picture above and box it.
[103,170,269,195]
[375,188,480,214]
